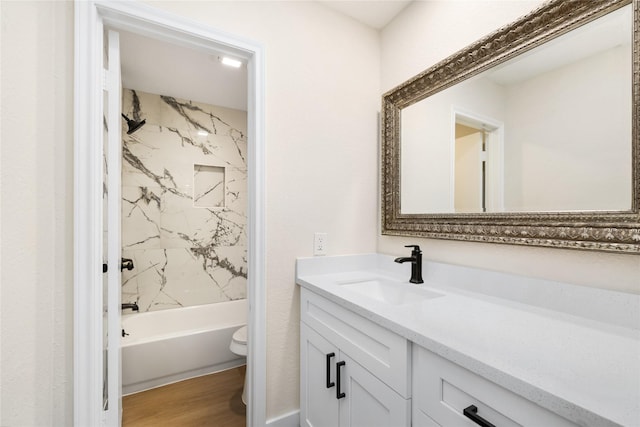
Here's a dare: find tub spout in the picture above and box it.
[122,302,139,311]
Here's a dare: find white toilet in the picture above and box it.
[230,325,248,404]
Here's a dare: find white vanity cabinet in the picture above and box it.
[299,289,581,427]
[296,255,639,427]
[412,346,579,427]
[300,288,411,427]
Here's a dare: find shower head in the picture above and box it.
[121,113,146,135]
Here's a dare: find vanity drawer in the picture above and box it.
[300,288,411,397]
[413,345,579,427]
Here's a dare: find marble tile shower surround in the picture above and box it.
[121,89,247,312]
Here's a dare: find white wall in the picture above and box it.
[504,45,631,211]
[0,1,74,425]
[3,0,380,424]
[380,1,639,296]
[147,3,381,419]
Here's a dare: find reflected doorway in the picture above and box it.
[453,112,504,213]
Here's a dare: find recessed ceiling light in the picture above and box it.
[220,56,242,68]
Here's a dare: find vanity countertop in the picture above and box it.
[296,254,640,427]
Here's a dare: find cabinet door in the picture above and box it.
[301,324,340,427]
[338,353,410,427]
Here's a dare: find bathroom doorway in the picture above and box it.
[74,2,266,426]
[116,26,250,420]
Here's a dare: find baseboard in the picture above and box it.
[266,409,300,427]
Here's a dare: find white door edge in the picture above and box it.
[105,29,123,425]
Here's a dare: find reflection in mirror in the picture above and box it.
[400,4,632,214]
[454,120,502,213]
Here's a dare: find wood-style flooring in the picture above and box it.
[122,366,246,427]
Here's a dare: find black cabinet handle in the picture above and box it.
[326,353,335,388]
[463,405,495,427]
[336,361,346,399]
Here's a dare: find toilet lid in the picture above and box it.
[232,325,247,345]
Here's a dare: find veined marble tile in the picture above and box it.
[123,89,247,168]
[121,246,246,311]
[123,126,246,190]
[121,185,162,250]
[121,248,171,311]
[222,276,247,301]
[212,245,247,300]
[159,191,246,249]
[158,248,226,304]
[124,89,247,133]
[190,208,247,247]
[223,167,248,213]
[123,125,198,192]
[121,88,247,312]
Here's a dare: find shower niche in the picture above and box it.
[194,164,226,208]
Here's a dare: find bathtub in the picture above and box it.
[121,299,247,395]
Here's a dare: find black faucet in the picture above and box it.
[121,302,139,311]
[394,245,424,284]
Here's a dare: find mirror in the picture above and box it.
[381,0,640,253]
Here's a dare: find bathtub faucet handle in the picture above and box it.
[121,258,134,271]
[121,302,139,311]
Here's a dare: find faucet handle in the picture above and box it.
[121,258,134,271]
[404,245,421,253]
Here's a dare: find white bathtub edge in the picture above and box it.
[123,358,246,396]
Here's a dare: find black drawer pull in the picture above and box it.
[326,353,335,388]
[463,405,496,427]
[336,361,346,399]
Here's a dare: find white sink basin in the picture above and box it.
[338,278,443,305]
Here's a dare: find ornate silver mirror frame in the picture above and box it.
[381,0,640,253]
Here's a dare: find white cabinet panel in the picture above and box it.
[301,324,340,427]
[413,408,442,427]
[413,345,579,427]
[339,352,410,427]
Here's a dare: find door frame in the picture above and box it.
[73,1,266,425]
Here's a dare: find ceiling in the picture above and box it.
[318,0,413,29]
[118,1,412,111]
[119,30,248,111]
[486,4,631,85]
